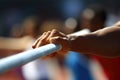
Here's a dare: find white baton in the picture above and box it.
[0,44,61,73]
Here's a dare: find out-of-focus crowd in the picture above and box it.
[0,0,120,80]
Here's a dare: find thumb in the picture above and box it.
[50,37,70,50]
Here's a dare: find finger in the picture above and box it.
[41,31,51,43]
[47,29,66,41]
[32,32,46,48]
[36,31,51,48]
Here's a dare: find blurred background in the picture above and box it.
[0,0,119,37]
[0,0,120,80]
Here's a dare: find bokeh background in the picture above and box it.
[0,0,120,37]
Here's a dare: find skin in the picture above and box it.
[32,21,120,58]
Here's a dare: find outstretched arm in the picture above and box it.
[33,21,120,58]
[70,24,120,57]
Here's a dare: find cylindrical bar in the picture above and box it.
[0,44,61,73]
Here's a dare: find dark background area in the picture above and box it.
[0,0,119,36]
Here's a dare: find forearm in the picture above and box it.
[70,26,120,57]
[0,36,32,50]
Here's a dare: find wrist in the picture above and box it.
[67,36,77,51]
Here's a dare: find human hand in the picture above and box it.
[32,29,71,58]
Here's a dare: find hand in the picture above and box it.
[32,29,71,58]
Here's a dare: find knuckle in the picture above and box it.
[53,29,59,34]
